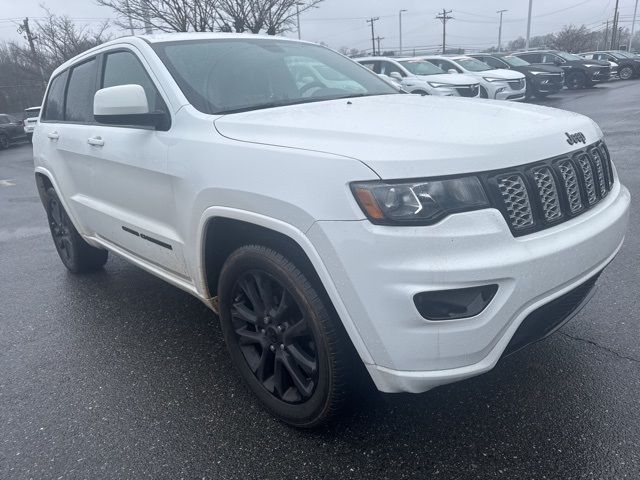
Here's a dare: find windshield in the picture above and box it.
[557,52,584,61]
[152,39,397,114]
[456,58,492,72]
[399,60,445,76]
[502,56,530,67]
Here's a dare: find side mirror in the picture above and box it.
[389,71,403,81]
[94,84,168,130]
[448,69,459,74]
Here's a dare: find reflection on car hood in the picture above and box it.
[413,73,479,85]
[214,94,601,179]
[473,68,525,80]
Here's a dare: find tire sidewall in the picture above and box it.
[218,246,335,427]
[45,187,80,271]
[620,66,633,80]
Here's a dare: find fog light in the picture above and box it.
[413,285,498,321]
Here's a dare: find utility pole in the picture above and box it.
[17,18,45,84]
[525,0,533,49]
[296,2,302,40]
[629,0,638,51]
[399,9,407,56]
[376,36,385,56]
[124,0,135,35]
[141,0,153,34]
[497,10,507,52]
[436,9,453,54]
[603,20,610,49]
[367,17,380,55]
[611,0,620,50]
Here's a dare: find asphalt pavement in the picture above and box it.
[1,81,639,480]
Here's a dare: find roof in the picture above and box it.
[136,32,303,44]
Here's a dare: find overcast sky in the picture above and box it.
[0,0,638,52]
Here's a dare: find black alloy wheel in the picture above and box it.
[230,269,319,404]
[619,66,634,80]
[218,245,353,427]
[566,71,586,89]
[48,192,74,265]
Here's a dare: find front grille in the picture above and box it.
[483,141,615,236]
[508,79,525,90]
[456,84,479,97]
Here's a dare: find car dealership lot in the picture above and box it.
[1,80,639,479]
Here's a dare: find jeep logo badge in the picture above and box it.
[565,132,587,145]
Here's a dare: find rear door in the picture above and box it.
[81,48,188,277]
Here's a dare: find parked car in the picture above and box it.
[468,53,564,98]
[419,55,526,100]
[580,51,640,80]
[512,50,611,89]
[23,106,41,142]
[0,114,27,149]
[356,56,480,97]
[34,34,630,427]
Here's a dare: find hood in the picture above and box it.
[474,68,524,80]
[414,73,479,86]
[214,94,601,179]
[571,59,610,67]
[513,64,563,74]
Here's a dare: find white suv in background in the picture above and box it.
[421,55,527,100]
[23,106,41,142]
[34,34,630,428]
[357,56,480,97]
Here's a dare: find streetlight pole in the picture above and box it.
[630,0,639,51]
[296,3,301,40]
[497,10,507,52]
[525,0,533,49]
[399,9,407,56]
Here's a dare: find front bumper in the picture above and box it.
[24,125,35,134]
[531,74,564,94]
[589,68,612,83]
[307,180,630,393]
[491,82,526,101]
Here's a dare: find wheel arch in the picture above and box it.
[197,209,374,365]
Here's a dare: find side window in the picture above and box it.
[541,54,561,64]
[42,71,68,122]
[102,50,164,112]
[519,53,540,63]
[381,61,405,77]
[65,58,98,123]
[359,61,378,73]
[437,60,460,73]
[484,57,506,69]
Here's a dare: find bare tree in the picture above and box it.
[554,25,592,53]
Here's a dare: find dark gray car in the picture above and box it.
[0,114,27,149]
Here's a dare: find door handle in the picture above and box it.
[87,136,104,147]
[47,131,59,140]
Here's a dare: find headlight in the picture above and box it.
[528,71,547,75]
[351,177,489,225]
[428,82,454,88]
[583,64,601,68]
[483,77,507,82]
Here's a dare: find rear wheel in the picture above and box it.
[0,134,9,149]
[218,245,353,428]
[26,133,33,143]
[45,187,108,273]
[619,66,634,80]
[566,71,586,89]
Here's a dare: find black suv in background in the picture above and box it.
[469,53,564,98]
[512,50,611,89]
[0,114,26,149]
[581,51,640,80]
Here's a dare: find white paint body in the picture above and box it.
[33,34,630,393]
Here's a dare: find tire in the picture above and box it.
[218,244,353,428]
[44,187,108,273]
[26,133,33,143]
[413,90,428,96]
[566,71,586,90]
[479,86,489,98]
[619,66,634,80]
[0,134,9,149]
[533,91,550,99]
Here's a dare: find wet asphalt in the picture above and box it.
[1,80,639,480]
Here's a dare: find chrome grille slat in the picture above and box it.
[490,141,614,236]
[557,160,583,213]
[531,167,562,221]
[497,175,534,229]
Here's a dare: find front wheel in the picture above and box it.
[619,66,634,80]
[0,134,9,149]
[218,245,353,428]
[45,187,108,273]
[566,71,586,89]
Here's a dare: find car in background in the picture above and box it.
[580,51,640,80]
[356,56,480,97]
[0,114,27,149]
[512,50,611,89]
[23,106,41,142]
[288,60,366,95]
[469,53,564,99]
[419,55,526,100]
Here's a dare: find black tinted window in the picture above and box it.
[484,57,507,69]
[65,59,98,123]
[102,51,163,111]
[519,53,540,63]
[42,71,68,122]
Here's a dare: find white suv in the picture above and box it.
[34,34,630,428]
[421,55,527,100]
[357,56,480,97]
[23,106,41,142]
